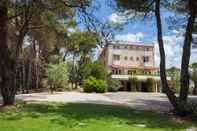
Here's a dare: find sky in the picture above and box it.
[77,0,197,68]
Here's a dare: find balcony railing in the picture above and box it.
[112,60,121,65]
[112,68,160,76]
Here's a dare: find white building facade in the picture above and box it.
[100,41,167,92]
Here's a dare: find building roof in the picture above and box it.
[108,41,154,47]
[99,41,155,58]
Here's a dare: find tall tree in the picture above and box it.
[115,0,197,115]
[0,1,16,105]
[0,0,91,106]
[179,0,197,102]
[65,30,99,88]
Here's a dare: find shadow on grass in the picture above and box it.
[0,101,195,130]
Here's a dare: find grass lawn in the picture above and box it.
[0,101,196,131]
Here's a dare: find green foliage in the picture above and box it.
[107,78,121,92]
[191,71,197,84]
[190,63,197,94]
[166,67,180,93]
[0,102,194,131]
[83,76,95,93]
[67,60,107,90]
[191,71,197,95]
[167,67,180,79]
[83,76,107,93]
[66,30,98,56]
[65,30,101,88]
[190,63,197,69]
[43,62,69,92]
[83,60,107,80]
[145,78,155,92]
[95,79,107,93]
[67,63,81,87]
[115,0,154,20]
[129,76,138,91]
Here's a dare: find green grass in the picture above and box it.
[0,101,196,131]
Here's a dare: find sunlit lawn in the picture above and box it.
[0,101,196,131]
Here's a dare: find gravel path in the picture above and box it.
[16,92,197,112]
[104,92,173,111]
[16,92,114,104]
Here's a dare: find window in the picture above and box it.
[144,47,150,51]
[124,56,128,60]
[128,70,132,75]
[136,57,139,61]
[143,56,149,63]
[124,46,128,49]
[113,54,120,61]
[130,57,133,61]
[112,69,121,75]
[118,70,121,74]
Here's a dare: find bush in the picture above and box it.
[136,81,142,92]
[83,76,95,92]
[95,79,107,93]
[83,76,107,93]
[129,76,138,92]
[107,78,121,92]
[146,78,155,92]
[44,62,69,93]
[83,60,107,80]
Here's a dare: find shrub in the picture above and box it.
[95,79,107,93]
[83,76,95,93]
[83,76,107,93]
[44,62,69,93]
[107,78,121,92]
[136,81,142,91]
[146,78,155,92]
[129,76,138,92]
[83,60,107,80]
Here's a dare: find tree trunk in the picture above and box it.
[22,56,26,93]
[0,1,16,106]
[155,0,178,109]
[26,60,32,93]
[33,41,39,90]
[179,12,196,102]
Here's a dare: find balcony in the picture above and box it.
[112,60,121,65]
[111,68,160,76]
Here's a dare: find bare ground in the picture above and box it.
[0,92,196,112]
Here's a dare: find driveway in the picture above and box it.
[104,92,173,111]
[15,92,197,112]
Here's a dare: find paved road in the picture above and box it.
[14,92,197,112]
[104,92,173,111]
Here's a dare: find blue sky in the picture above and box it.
[76,0,197,68]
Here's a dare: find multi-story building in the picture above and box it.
[99,41,164,92]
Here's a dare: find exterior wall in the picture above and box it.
[99,42,156,74]
[107,44,155,68]
[99,42,161,92]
